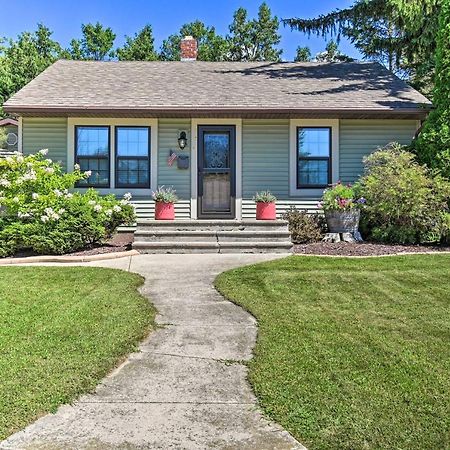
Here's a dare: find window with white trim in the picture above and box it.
[296,127,331,188]
[75,126,110,187]
[115,126,150,188]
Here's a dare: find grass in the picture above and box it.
[215,255,450,450]
[0,267,155,440]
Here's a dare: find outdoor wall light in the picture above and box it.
[178,131,188,149]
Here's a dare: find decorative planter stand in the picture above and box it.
[323,210,363,243]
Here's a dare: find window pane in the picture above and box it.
[298,127,330,157]
[77,157,109,186]
[116,127,149,157]
[298,160,329,186]
[76,127,109,156]
[117,157,149,187]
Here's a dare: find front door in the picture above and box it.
[198,125,236,219]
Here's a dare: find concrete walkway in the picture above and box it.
[1,254,305,450]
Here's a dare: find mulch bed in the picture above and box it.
[68,233,134,256]
[294,241,450,257]
[10,233,135,259]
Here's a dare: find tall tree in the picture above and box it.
[294,46,311,62]
[315,41,353,62]
[0,24,62,116]
[284,0,441,96]
[160,21,228,61]
[228,2,282,61]
[67,22,116,60]
[117,25,158,61]
[414,1,450,178]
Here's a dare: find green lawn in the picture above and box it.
[0,267,155,440]
[215,255,450,450]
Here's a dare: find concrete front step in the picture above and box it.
[132,219,293,254]
[135,219,289,232]
[134,230,291,243]
[132,241,293,254]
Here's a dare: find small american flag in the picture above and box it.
[168,150,178,166]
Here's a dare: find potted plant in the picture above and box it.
[152,186,178,220]
[319,182,366,233]
[253,191,277,220]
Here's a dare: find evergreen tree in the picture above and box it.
[284,0,440,95]
[414,1,450,178]
[294,46,311,62]
[67,22,116,60]
[117,25,158,61]
[228,2,282,61]
[315,41,353,62]
[160,21,228,61]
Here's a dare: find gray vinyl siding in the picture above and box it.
[22,117,68,168]
[157,119,191,200]
[242,119,290,199]
[339,119,418,183]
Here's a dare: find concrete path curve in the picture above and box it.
[1,254,305,450]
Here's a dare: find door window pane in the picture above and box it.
[116,127,150,188]
[204,133,229,169]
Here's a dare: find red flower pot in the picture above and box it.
[155,202,175,220]
[256,202,276,220]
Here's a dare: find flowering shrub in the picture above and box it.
[319,182,366,211]
[357,143,450,244]
[0,150,135,256]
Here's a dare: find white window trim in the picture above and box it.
[190,118,242,220]
[289,119,339,197]
[67,118,158,195]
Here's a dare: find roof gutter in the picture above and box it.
[3,105,431,120]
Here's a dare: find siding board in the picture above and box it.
[242,119,290,199]
[157,119,191,200]
[339,119,417,183]
[22,117,68,168]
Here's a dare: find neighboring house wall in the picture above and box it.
[339,119,418,183]
[3,125,19,152]
[22,117,68,169]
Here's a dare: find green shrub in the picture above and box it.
[357,143,450,244]
[0,150,135,256]
[282,207,325,243]
[253,190,277,203]
[152,186,178,203]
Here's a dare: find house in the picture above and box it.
[0,117,19,154]
[3,36,431,222]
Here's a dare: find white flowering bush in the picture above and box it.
[0,151,135,256]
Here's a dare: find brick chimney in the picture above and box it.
[180,36,198,61]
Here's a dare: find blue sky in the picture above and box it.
[4,0,359,61]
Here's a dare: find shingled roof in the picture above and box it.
[3,59,431,119]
